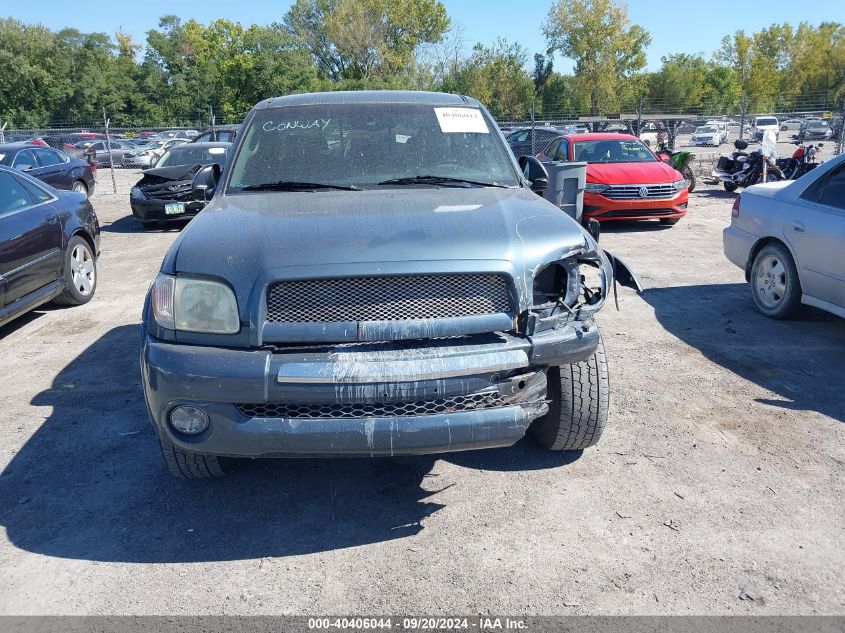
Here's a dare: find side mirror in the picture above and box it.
[518,155,548,193]
[586,219,601,243]
[192,163,221,202]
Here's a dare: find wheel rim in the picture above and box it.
[754,254,787,309]
[73,182,86,194]
[70,244,95,296]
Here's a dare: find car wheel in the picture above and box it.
[159,437,230,478]
[529,336,609,451]
[72,180,88,196]
[659,218,680,225]
[724,182,738,192]
[53,235,96,306]
[750,243,802,319]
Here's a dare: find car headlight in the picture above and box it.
[673,179,687,191]
[151,273,240,334]
[585,182,609,194]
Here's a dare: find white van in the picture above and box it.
[753,116,780,142]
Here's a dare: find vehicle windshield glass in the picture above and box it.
[756,118,777,126]
[572,139,657,163]
[227,103,519,191]
[157,146,228,168]
[697,126,717,133]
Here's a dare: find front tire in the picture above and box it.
[72,180,88,197]
[529,336,609,451]
[683,166,696,192]
[750,243,802,319]
[53,235,96,306]
[724,182,738,192]
[159,438,228,478]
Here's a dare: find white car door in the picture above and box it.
[786,162,845,310]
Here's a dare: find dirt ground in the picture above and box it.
[0,183,843,615]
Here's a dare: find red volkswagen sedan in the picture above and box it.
[538,133,689,226]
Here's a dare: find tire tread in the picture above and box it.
[159,438,226,478]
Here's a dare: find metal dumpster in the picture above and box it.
[541,161,586,224]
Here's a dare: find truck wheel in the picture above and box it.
[750,243,802,319]
[530,337,609,451]
[159,438,228,478]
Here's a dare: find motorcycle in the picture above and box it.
[776,142,822,180]
[713,139,784,192]
[655,143,696,192]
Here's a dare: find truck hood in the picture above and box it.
[166,187,592,312]
[587,161,680,184]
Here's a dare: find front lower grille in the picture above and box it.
[603,183,678,200]
[237,392,507,419]
[266,274,512,323]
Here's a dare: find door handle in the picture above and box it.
[792,221,804,232]
[45,214,58,224]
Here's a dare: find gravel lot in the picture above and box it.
[0,183,843,615]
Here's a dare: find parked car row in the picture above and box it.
[3,90,842,482]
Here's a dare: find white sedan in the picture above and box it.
[723,152,845,319]
[690,125,722,146]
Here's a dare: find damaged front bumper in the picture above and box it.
[141,320,599,457]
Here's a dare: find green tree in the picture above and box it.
[0,18,64,126]
[543,0,651,113]
[445,39,535,119]
[284,0,450,82]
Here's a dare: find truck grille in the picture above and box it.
[237,392,506,419]
[603,184,677,200]
[266,274,512,323]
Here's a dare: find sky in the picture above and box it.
[6,0,844,72]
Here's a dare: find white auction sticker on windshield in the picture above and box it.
[434,108,489,134]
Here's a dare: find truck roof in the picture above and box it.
[258,90,481,109]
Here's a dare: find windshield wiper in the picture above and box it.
[237,180,361,192]
[377,175,508,188]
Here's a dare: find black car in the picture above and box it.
[0,145,95,197]
[0,165,100,328]
[130,142,231,228]
[505,126,564,158]
[191,124,241,143]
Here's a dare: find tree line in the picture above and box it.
[1,0,843,128]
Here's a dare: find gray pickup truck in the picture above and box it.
[140,90,639,478]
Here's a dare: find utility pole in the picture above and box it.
[209,106,216,136]
[530,101,536,155]
[103,107,117,195]
[837,96,845,157]
[0,120,6,145]
[635,96,643,138]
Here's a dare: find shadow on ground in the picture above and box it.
[100,215,189,234]
[0,325,578,563]
[643,282,845,424]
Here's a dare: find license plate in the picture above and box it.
[165,202,185,215]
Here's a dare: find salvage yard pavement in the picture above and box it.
[0,184,843,614]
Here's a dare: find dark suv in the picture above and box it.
[140,91,638,478]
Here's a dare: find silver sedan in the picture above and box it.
[723,152,845,319]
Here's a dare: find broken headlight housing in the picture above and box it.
[527,245,612,330]
[151,273,240,334]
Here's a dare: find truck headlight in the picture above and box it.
[532,244,611,319]
[151,273,240,334]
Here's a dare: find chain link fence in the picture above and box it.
[1,105,843,199]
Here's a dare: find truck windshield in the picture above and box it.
[227,103,520,191]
